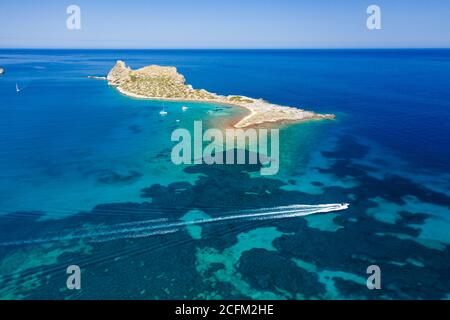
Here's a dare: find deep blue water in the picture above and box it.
[0,49,449,299]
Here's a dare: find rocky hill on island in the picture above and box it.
[105,60,335,128]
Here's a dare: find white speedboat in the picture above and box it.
[182,106,188,111]
[16,83,20,92]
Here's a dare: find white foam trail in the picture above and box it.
[0,203,348,246]
[89,228,179,243]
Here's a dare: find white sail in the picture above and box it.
[160,102,167,115]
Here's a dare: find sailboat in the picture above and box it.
[159,102,168,116]
[16,83,20,93]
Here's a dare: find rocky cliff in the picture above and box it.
[107,60,131,86]
[104,60,335,128]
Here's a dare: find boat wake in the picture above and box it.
[0,203,349,246]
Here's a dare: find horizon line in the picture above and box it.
[1,47,450,50]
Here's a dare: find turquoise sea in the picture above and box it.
[0,49,449,299]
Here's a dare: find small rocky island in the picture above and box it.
[105,60,335,128]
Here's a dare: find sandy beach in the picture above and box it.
[104,61,335,128]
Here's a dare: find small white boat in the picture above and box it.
[182,106,188,111]
[159,103,168,116]
[16,83,20,92]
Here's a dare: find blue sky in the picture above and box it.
[1,0,449,48]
